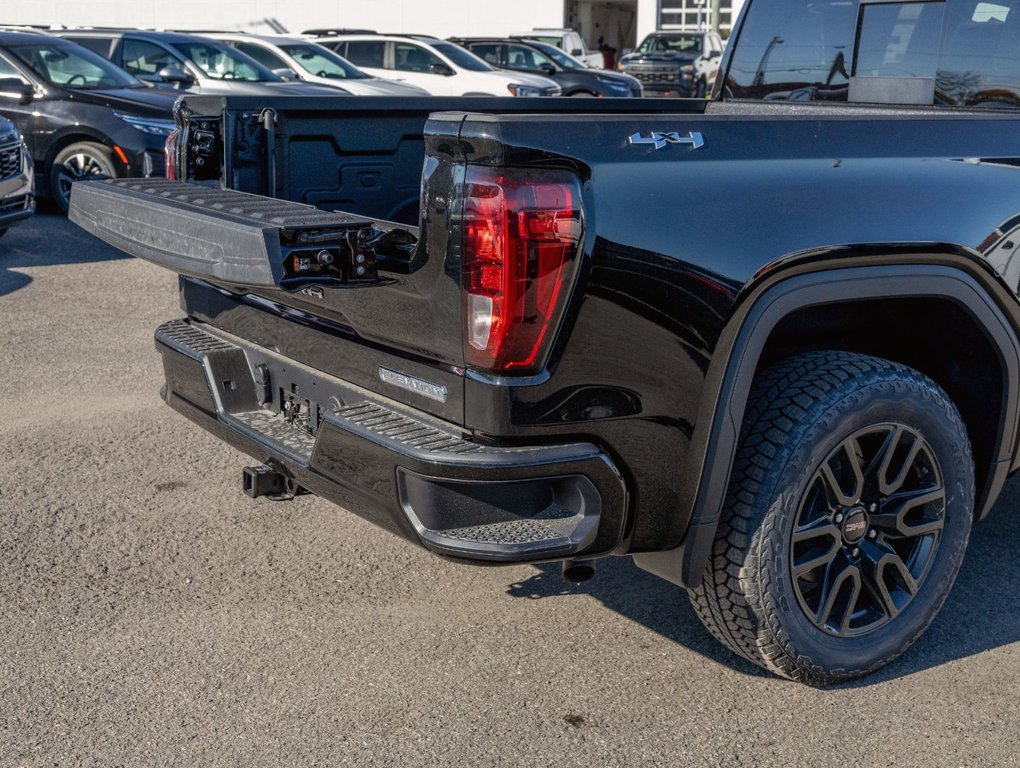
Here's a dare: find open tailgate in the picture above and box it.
[69,179,378,288]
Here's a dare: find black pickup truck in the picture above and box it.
[70,0,1020,684]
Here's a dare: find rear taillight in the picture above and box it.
[164,128,179,179]
[462,167,582,373]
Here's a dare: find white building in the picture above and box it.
[3,0,746,54]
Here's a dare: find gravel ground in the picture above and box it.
[3,210,1020,767]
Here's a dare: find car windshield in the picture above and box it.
[279,43,368,79]
[430,42,493,72]
[8,41,141,90]
[528,40,585,70]
[171,42,274,81]
[638,35,704,54]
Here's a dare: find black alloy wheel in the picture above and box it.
[50,142,118,214]
[689,351,974,685]
[791,424,945,638]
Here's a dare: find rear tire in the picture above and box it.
[49,142,118,214]
[689,351,974,685]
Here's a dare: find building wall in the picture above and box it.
[2,0,565,39]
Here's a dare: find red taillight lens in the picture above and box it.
[164,128,179,180]
[462,167,582,373]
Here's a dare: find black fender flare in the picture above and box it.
[634,262,1020,588]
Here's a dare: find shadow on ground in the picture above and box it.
[0,202,128,297]
[508,476,1020,686]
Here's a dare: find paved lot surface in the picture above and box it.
[3,210,1020,767]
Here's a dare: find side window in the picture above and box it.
[469,43,502,66]
[505,44,547,71]
[69,37,113,58]
[854,1,944,79]
[235,42,287,71]
[344,40,385,69]
[0,53,26,81]
[393,43,442,73]
[937,0,1020,107]
[121,39,181,76]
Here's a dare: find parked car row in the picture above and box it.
[0,22,724,219]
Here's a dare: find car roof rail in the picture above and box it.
[62,25,135,31]
[381,33,442,41]
[303,28,377,37]
[0,24,58,35]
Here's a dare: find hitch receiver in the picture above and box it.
[242,464,305,500]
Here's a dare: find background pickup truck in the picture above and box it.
[72,0,1020,685]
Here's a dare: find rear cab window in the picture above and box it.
[725,0,1020,107]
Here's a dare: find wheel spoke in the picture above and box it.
[792,517,842,545]
[872,486,945,539]
[878,428,924,496]
[819,437,864,507]
[814,554,861,632]
[792,537,841,576]
[859,539,917,620]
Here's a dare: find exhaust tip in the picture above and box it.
[562,559,596,584]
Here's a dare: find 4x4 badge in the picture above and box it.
[628,131,705,150]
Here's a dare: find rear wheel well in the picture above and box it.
[757,297,1004,510]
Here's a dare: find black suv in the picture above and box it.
[451,37,641,97]
[617,31,725,97]
[0,30,175,211]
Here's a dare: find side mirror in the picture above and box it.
[429,62,454,76]
[157,66,193,86]
[570,48,583,56]
[539,62,556,76]
[0,78,34,105]
[272,67,299,80]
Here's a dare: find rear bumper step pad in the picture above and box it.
[155,318,628,562]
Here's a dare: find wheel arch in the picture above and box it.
[43,128,113,167]
[635,256,1020,588]
[40,129,115,196]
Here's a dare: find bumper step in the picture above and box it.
[154,317,627,562]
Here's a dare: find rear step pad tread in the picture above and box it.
[110,179,372,229]
[232,410,316,459]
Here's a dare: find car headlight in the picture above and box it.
[507,83,542,97]
[114,113,176,137]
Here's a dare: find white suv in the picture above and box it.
[512,29,603,69]
[209,33,431,96]
[310,33,561,97]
